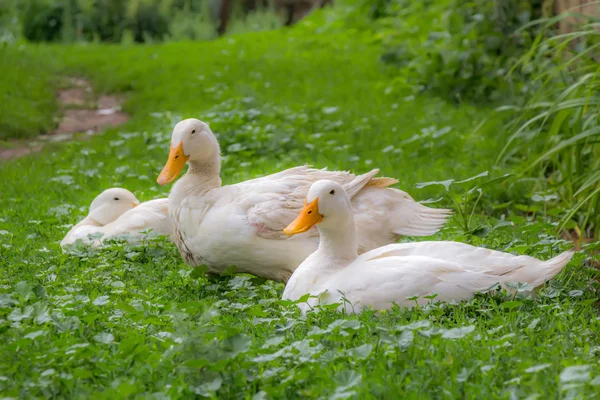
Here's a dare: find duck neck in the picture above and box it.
[187,151,221,177]
[187,154,222,188]
[170,154,222,207]
[316,217,358,262]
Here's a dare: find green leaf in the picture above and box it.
[94,332,115,344]
[348,343,373,360]
[454,171,489,186]
[262,336,285,348]
[399,320,431,331]
[415,179,454,191]
[560,365,592,384]
[525,364,552,373]
[223,333,251,358]
[117,301,137,314]
[14,281,32,298]
[8,306,33,322]
[397,330,414,350]
[92,295,110,306]
[24,330,46,340]
[192,377,222,396]
[441,326,475,339]
[501,301,523,310]
[334,370,362,390]
[295,293,311,303]
[0,294,15,308]
[190,265,209,279]
[33,285,47,299]
[480,173,514,188]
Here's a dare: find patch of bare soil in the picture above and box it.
[0,77,129,160]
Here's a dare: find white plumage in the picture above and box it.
[156,118,452,282]
[61,188,173,249]
[282,180,574,314]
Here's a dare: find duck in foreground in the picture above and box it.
[156,118,452,282]
[61,188,173,249]
[282,180,574,314]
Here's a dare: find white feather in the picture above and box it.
[282,180,574,314]
[163,119,451,282]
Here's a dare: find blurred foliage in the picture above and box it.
[1,0,288,43]
[2,0,221,43]
[20,0,172,43]
[376,0,544,104]
[0,0,22,43]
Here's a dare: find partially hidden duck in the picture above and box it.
[282,180,574,313]
[61,188,173,249]
[156,118,452,282]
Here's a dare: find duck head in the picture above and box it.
[157,118,220,185]
[88,188,140,226]
[284,180,352,236]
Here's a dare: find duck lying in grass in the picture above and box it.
[156,118,452,282]
[282,180,574,314]
[61,188,173,249]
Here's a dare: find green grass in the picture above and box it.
[1,12,600,398]
[0,45,58,140]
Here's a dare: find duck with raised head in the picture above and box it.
[156,118,452,282]
[282,180,574,313]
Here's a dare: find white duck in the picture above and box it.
[156,118,452,282]
[282,180,574,313]
[61,188,173,249]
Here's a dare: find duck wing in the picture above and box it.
[356,241,573,286]
[318,256,502,312]
[104,199,172,237]
[242,166,380,239]
[236,166,450,244]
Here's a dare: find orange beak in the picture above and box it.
[157,142,189,185]
[132,202,139,208]
[284,198,323,236]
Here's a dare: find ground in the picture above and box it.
[0,14,599,399]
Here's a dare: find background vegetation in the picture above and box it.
[0,0,284,44]
[0,0,599,397]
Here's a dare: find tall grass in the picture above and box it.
[497,12,600,240]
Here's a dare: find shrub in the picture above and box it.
[22,0,65,42]
[377,0,543,103]
[21,0,172,43]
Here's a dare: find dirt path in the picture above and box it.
[0,78,129,160]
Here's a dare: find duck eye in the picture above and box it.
[329,190,335,195]
[307,210,312,214]
[191,129,196,134]
[114,197,120,201]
